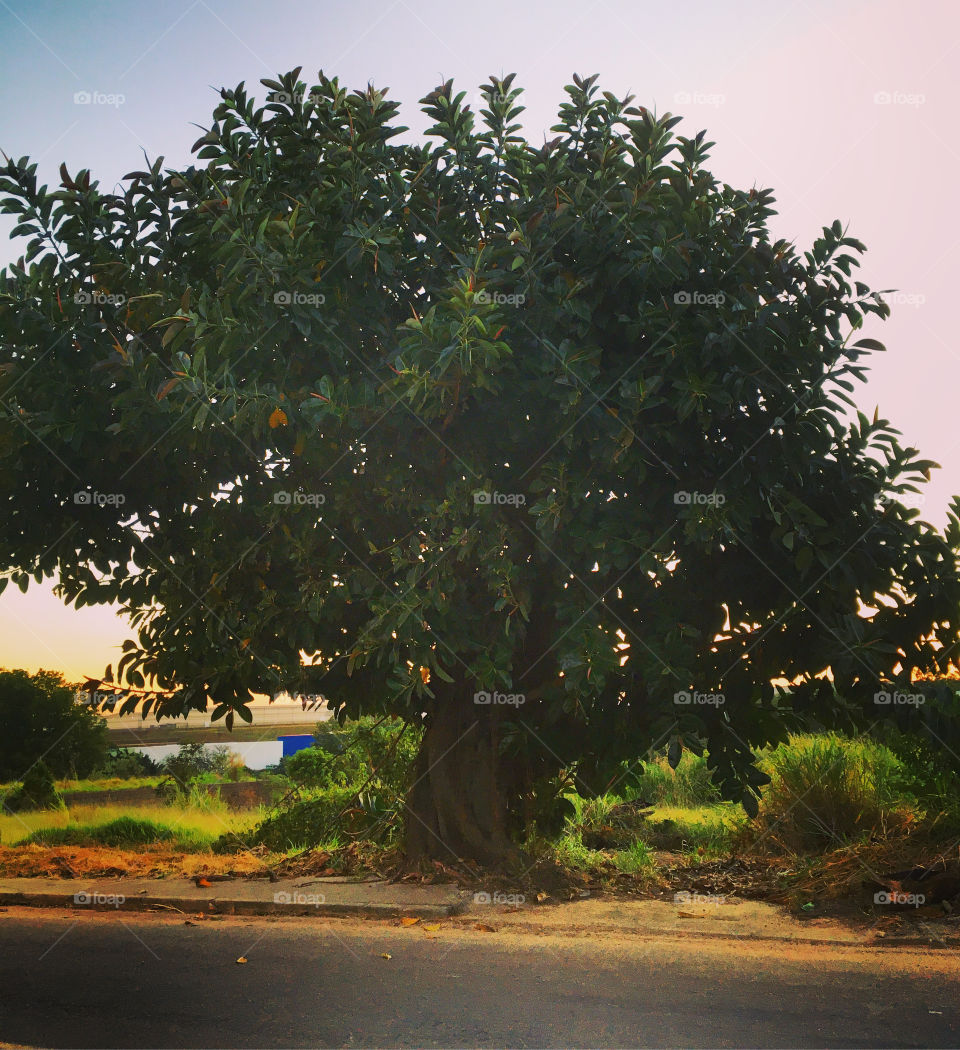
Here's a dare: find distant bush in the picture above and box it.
[755,733,915,850]
[284,746,336,789]
[94,748,159,779]
[2,760,63,813]
[160,743,231,789]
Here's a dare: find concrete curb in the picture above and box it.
[0,877,467,920]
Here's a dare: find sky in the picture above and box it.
[0,0,957,682]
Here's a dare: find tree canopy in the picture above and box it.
[2,70,959,862]
[0,668,108,782]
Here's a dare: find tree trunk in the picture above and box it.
[404,684,520,866]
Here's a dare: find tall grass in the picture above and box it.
[634,752,722,807]
[754,732,916,851]
[0,801,260,848]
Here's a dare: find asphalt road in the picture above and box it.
[0,908,958,1048]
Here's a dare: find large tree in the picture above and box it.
[2,70,959,863]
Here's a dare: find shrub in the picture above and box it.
[634,751,723,808]
[160,743,231,788]
[94,748,159,779]
[755,733,915,851]
[214,787,396,853]
[2,760,63,813]
[284,746,337,789]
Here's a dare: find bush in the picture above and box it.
[94,748,159,779]
[282,717,420,795]
[0,668,108,781]
[755,733,915,851]
[213,787,392,853]
[284,746,336,789]
[2,759,63,813]
[634,752,722,808]
[160,744,230,788]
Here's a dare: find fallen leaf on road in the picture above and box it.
[400,917,420,926]
[380,953,392,960]
[473,922,496,932]
[236,957,248,964]
[423,922,442,932]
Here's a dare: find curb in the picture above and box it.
[0,888,466,921]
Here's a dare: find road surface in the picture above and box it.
[0,907,957,1048]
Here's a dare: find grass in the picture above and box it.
[649,804,745,856]
[55,776,165,793]
[0,801,261,848]
[753,732,917,851]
